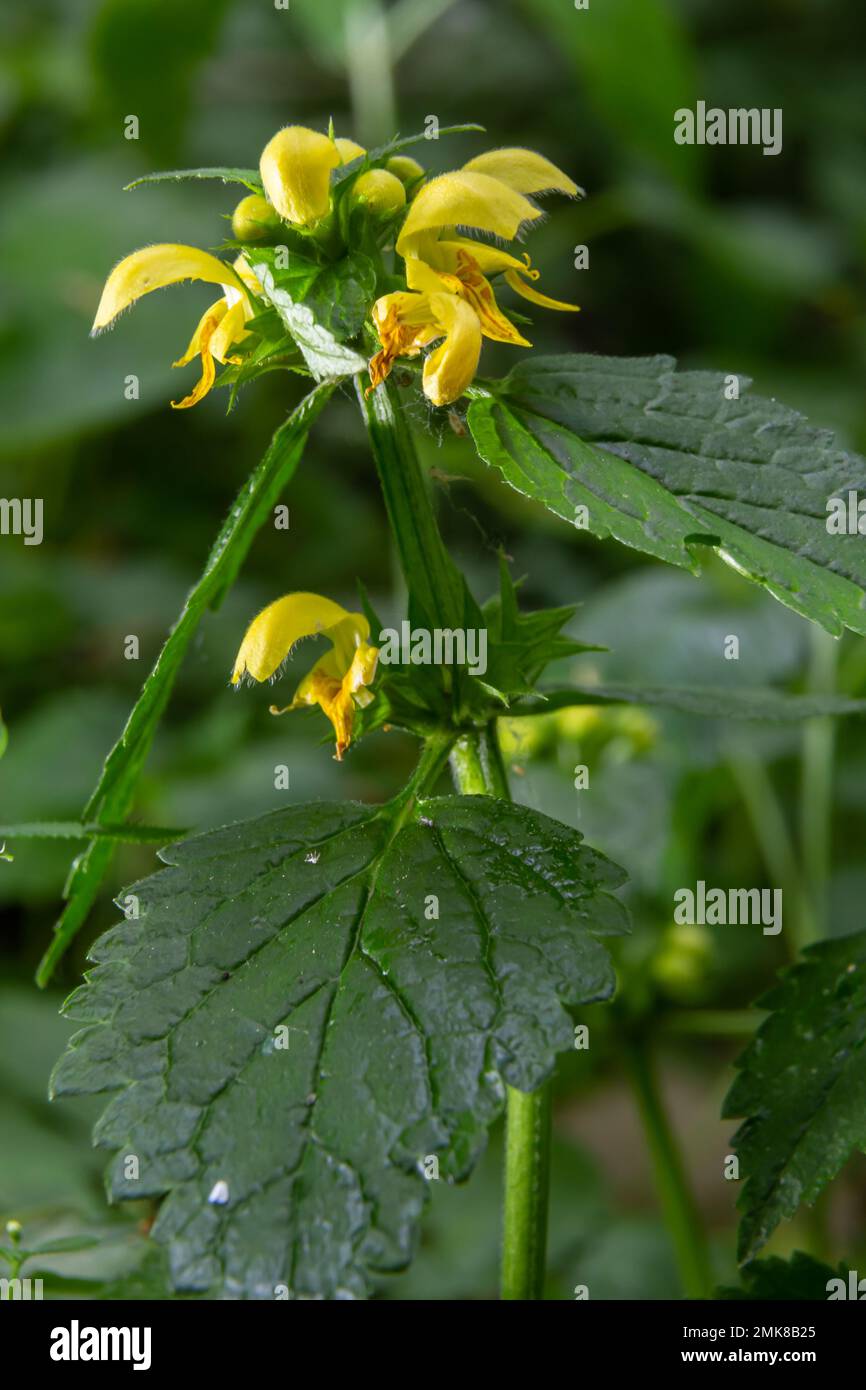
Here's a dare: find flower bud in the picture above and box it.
[386,155,425,187]
[259,125,340,227]
[335,137,366,164]
[350,169,406,217]
[231,194,282,242]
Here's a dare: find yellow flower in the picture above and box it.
[231,592,379,760]
[91,244,259,409]
[369,266,482,407]
[371,147,580,404]
[259,125,341,226]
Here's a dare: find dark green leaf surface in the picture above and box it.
[718,1251,850,1301]
[469,355,866,636]
[52,795,627,1298]
[37,384,334,986]
[723,930,866,1261]
[252,259,368,379]
[512,684,866,722]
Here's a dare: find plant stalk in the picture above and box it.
[449,725,553,1301]
[622,1035,712,1299]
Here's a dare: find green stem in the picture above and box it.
[501,1084,552,1300]
[356,377,465,631]
[726,736,815,960]
[622,1035,712,1299]
[449,724,553,1301]
[800,626,839,941]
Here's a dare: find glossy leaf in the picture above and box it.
[469,354,866,637]
[52,795,628,1298]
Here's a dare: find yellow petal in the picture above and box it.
[397,172,541,257]
[232,253,263,301]
[505,269,580,312]
[404,257,452,296]
[289,640,379,760]
[406,250,528,346]
[259,125,340,226]
[171,303,226,409]
[173,299,228,368]
[445,239,532,277]
[462,148,580,198]
[231,593,369,685]
[91,244,245,333]
[209,298,250,362]
[448,250,530,346]
[421,293,482,407]
[334,137,366,163]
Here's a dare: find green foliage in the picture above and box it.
[52,794,627,1297]
[724,930,866,1261]
[514,684,866,722]
[37,383,334,985]
[252,259,368,380]
[124,168,263,192]
[469,355,866,637]
[718,1250,850,1301]
[251,246,377,347]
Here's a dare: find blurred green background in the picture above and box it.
[2,0,866,1298]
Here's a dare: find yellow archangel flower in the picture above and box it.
[91,244,261,408]
[370,147,581,405]
[231,593,379,760]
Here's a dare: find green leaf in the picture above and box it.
[469,354,866,637]
[124,167,262,192]
[0,822,186,843]
[718,1251,851,1301]
[36,383,334,987]
[252,259,368,380]
[512,684,866,722]
[250,246,377,343]
[52,794,627,1298]
[723,929,866,1262]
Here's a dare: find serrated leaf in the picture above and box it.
[723,930,866,1261]
[124,167,262,192]
[469,355,866,636]
[512,684,866,722]
[52,795,627,1298]
[252,259,368,380]
[717,1250,851,1301]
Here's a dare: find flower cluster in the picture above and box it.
[369,147,580,405]
[91,124,579,410]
